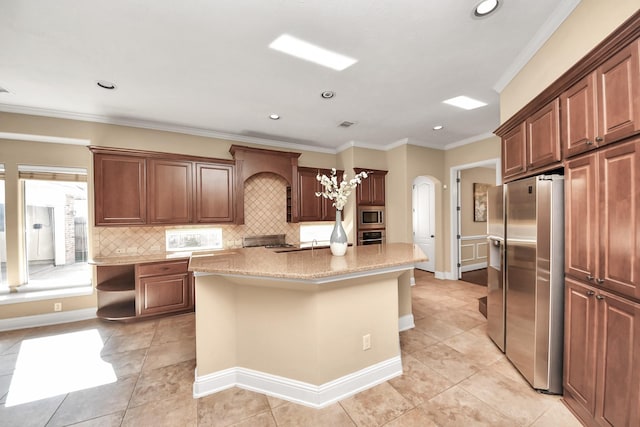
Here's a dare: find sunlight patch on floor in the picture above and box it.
[5,329,117,407]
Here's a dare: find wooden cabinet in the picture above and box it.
[91,147,235,226]
[562,40,640,158]
[526,98,561,170]
[297,167,341,221]
[195,162,235,223]
[135,260,193,317]
[147,159,193,224]
[501,99,561,181]
[565,138,640,300]
[355,168,387,206]
[564,278,640,427]
[94,153,146,225]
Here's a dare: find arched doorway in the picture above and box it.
[412,176,436,272]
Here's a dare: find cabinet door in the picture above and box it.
[137,273,192,316]
[502,122,527,180]
[527,98,561,170]
[195,163,235,223]
[564,279,598,418]
[148,159,193,224]
[357,176,373,205]
[597,40,640,145]
[370,174,386,205]
[562,73,599,157]
[94,154,146,225]
[595,290,640,427]
[298,167,323,221]
[565,153,599,283]
[599,140,640,300]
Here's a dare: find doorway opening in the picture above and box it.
[412,176,437,272]
[449,159,500,280]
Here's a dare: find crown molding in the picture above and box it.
[0,132,90,146]
[443,132,496,150]
[493,0,581,93]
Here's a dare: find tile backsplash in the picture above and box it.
[93,172,301,257]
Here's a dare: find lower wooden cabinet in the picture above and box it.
[564,278,640,427]
[96,259,194,320]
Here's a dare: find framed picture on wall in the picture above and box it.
[473,183,490,222]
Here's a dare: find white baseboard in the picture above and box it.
[0,308,97,332]
[434,271,458,280]
[193,356,403,409]
[461,262,487,273]
[410,276,416,287]
[398,314,415,332]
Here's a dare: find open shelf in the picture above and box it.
[96,277,135,292]
[96,301,136,320]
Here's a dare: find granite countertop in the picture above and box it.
[187,243,427,280]
[89,251,195,265]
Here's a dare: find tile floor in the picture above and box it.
[0,270,582,426]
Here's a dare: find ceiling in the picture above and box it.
[0,0,580,153]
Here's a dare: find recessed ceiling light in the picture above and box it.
[443,96,487,110]
[269,34,357,71]
[474,0,499,17]
[269,114,280,120]
[0,86,9,94]
[321,91,335,99]
[433,125,444,131]
[96,80,116,90]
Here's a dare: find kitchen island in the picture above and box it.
[189,243,426,408]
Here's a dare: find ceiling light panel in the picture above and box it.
[269,34,357,71]
[442,96,487,110]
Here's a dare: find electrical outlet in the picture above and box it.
[362,334,371,351]
[54,302,62,312]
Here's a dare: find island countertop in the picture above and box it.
[188,242,426,281]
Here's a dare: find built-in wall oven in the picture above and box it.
[357,230,385,245]
[358,206,385,229]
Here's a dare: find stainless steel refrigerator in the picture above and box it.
[505,175,564,394]
[486,185,505,352]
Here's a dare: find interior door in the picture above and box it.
[412,176,435,271]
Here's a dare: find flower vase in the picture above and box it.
[330,209,348,256]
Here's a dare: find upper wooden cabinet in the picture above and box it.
[501,99,561,181]
[562,40,640,158]
[297,167,341,222]
[94,153,147,226]
[355,168,387,206]
[565,138,640,301]
[195,162,235,223]
[148,159,193,224]
[91,147,235,226]
[526,98,561,170]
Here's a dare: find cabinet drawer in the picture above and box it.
[137,260,189,277]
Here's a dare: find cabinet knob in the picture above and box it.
[596,294,605,300]
[586,290,595,296]
[586,275,594,281]
[595,278,604,284]
[595,136,604,143]
[586,140,594,146]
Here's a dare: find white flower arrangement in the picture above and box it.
[315,168,369,211]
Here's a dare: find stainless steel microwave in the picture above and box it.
[358,206,385,229]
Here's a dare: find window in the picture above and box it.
[0,164,6,288]
[19,166,90,291]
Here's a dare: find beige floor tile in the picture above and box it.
[411,342,481,384]
[272,401,355,427]
[339,382,413,426]
[0,330,27,355]
[382,407,439,427]
[388,353,454,406]
[442,330,503,367]
[107,318,158,337]
[229,410,277,427]
[421,385,518,427]
[153,313,196,345]
[67,411,125,427]
[399,328,438,354]
[122,394,197,427]
[266,394,289,409]
[47,376,137,427]
[459,369,554,426]
[530,399,583,427]
[100,330,155,356]
[197,387,270,427]
[100,348,147,379]
[428,309,485,331]
[129,359,195,408]
[0,373,12,404]
[0,353,19,376]
[414,316,465,341]
[0,393,66,427]
[142,337,195,371]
